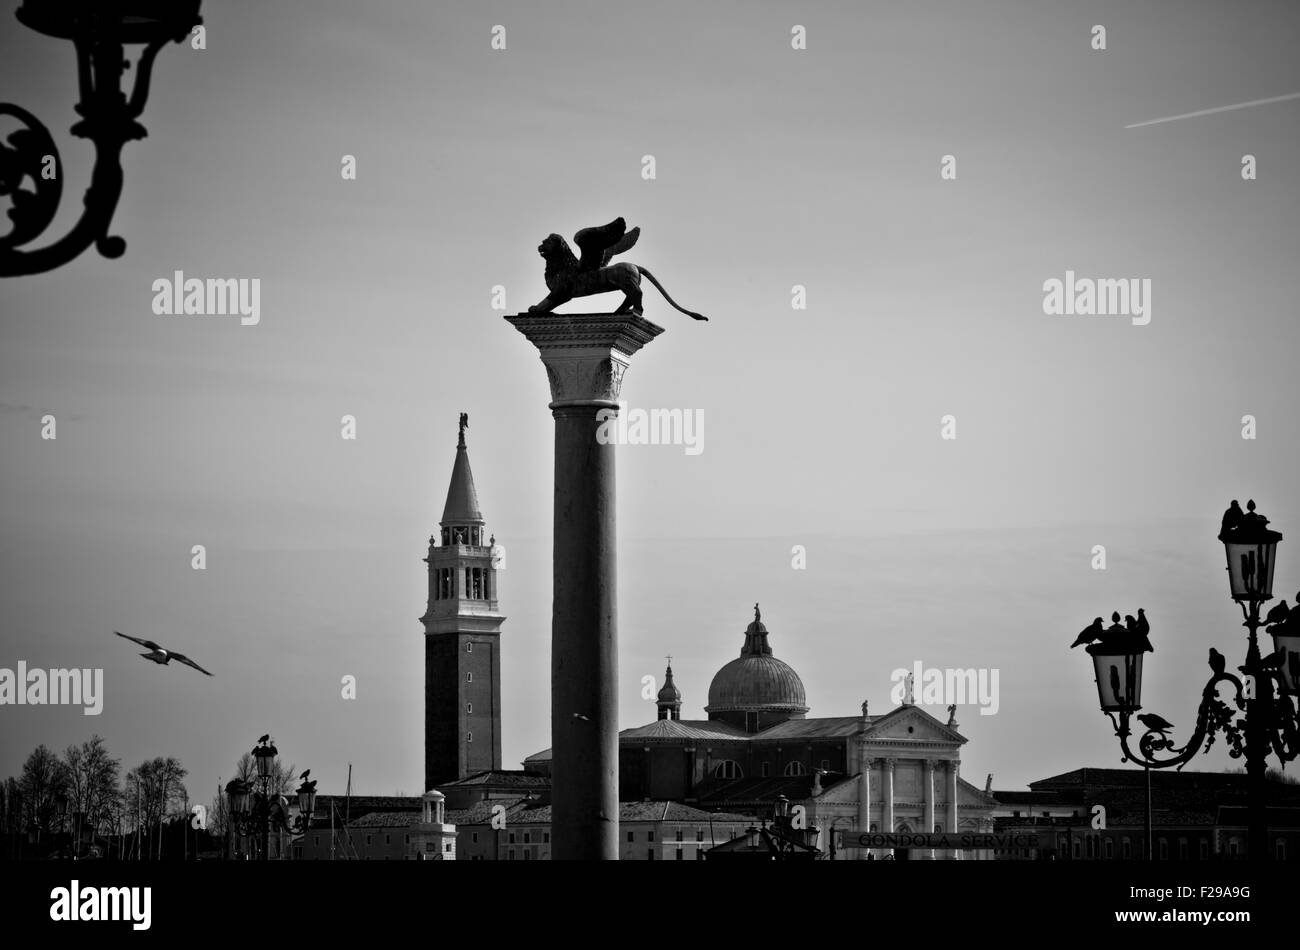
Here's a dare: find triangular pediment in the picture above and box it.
[862,705,966,745]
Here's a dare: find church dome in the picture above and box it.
[705,606,808,718]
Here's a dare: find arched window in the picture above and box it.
[783,761,805,776]
[713,760,743,779]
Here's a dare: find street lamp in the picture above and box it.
[1073,499,1300,862]
[1085,615,1153,714]
[222,736,315,861]
[1223,501,1282,602]
[0,0,202,276]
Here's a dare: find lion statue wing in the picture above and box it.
[574,217,639,271]
[599,226,639,267]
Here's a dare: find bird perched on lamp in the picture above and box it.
[1138,713,1174,735]
[1071,618,1105,648]
[1219,500,1244,540]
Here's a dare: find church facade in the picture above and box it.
[524,607,997,858]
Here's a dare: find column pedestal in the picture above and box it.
[505,312,664,860]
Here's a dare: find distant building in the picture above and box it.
[524,606,997,858]
[991,768,1300,860]
[422,416,506,790]
[297,794,753,861]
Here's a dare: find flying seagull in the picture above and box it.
[1137,713,1174,735]
[1071,618,1104,648]
[113,631,213,676]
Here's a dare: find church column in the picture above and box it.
[506,312,663,861]
[947,759,961,861]
[856,755,871,861]
[924,759,935,860]
[882,759,895,834]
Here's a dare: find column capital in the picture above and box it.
[505,312,664,409]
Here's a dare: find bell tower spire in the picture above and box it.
[421,413,505,790]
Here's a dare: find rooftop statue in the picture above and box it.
[528,217,708,321]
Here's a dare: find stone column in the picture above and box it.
[856,755,872,860]
[947,759,961,861]
[505,312,663,860]
[924,759,935,860]
[882,759,895,836]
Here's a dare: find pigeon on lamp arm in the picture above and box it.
[1137,713,1174,735]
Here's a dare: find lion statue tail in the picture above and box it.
[637,267,708,321]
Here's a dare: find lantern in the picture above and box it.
[1087,642,1148,713]
[1221,500,1282,602]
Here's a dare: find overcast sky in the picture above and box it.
[2,0,1299,805]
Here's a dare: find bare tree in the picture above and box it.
[232,750,297,796]
[124,756,188,858]
[63,735,121,838]
[18,745,67,840]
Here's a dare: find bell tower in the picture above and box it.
[421,413,505,789]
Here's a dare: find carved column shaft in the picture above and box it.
[505,313,663,861]
[882,758,895,835]
[857,754,872,861]
[924,759,935,860]
[947,760,961,860]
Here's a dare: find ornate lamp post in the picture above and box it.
[1073,500,1300,861]
[222,737,316,861]
[0,0,202,276]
